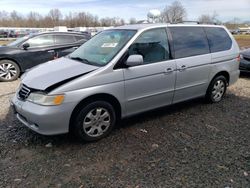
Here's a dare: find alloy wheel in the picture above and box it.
[212,80,226,102]
[0,63,17,80]
[83,107,111,137]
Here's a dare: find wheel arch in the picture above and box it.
[0,57,22,72]
[69,93,122,132]
[210,71,230,85]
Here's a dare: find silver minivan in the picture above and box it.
[11,24,240,141]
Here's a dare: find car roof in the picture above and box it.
[113,23,225,31]
[33,31,87,36]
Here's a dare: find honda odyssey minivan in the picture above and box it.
[11,24,240,141]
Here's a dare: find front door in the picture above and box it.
[17,34,56,70]
[123,28,176,116]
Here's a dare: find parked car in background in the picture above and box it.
[230,29,240,35]
[11,24,240,142]
[7,30,18,38]
[0,32,90,81]
[0,30,8,38]
[240,49,250,72]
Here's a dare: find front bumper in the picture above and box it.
[11,94,76,135]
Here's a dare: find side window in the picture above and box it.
[204,27,232,53]
[26,35,54,48]
[75,35,86,41]
[170,27,210,59]
[54,35,76,45]
[128,28,170,64]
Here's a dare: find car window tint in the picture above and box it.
[128,28,170,64]
[204,27,232,53]
[55,35,76,44]
[170,27,210,59]
[26,35,54,47]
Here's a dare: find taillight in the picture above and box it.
[236,54,241,63]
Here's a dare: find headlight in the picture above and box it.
[27,92,65,106]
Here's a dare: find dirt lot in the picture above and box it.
[0,74,250,187]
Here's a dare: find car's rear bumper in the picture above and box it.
[10,94,75,135]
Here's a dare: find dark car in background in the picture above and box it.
[0,30,8,38]
[0,32,90,81]
[240,49,250,72]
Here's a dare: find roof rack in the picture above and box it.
[172,21,217,25]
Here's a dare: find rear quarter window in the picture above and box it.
[204,27,232,53]
[169,27,210,59]
[54,35,76,45]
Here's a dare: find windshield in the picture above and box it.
[7,35,30,47]
[69,29,137,66]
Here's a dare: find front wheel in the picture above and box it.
[0,60,20,82]
[72,101,116,142]
[206,75,227,103]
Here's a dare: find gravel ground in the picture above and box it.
[0,75,250,188]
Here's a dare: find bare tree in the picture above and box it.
[47,9,62,26]
[0,11,9,27]
[198,12,220,24]
[27,11,42,27]
[10,10,23,26]
[161,1,187,23]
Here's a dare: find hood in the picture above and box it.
[22,57,99,90]
[241,49,250,59]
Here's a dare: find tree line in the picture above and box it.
[0,1,248,28]
[0,9,126,27]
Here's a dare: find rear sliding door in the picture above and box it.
[169,26,212,103]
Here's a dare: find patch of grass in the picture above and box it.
[233,34,250,39]
[234,35,250,48]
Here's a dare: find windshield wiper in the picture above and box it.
[68,56,102,67]
[69,56,90,64]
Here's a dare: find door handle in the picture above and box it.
[178,65,187,72]
[164,67,174,74]
[48,50,55,53]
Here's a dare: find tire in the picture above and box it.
[72,101,116,142]
[206,75,227,103]
[0,60,20,82]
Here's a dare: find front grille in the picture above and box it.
[18,84,31,100]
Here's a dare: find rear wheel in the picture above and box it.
[72,101,116,142]
[0,60,20,82]
[206,75,227,103]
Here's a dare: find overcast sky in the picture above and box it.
[0,0,249,22]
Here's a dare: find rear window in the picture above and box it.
[170,27,210,59]
[204,27,232,53]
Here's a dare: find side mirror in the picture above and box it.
[22,43,30,50]
[125,55,143,67]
